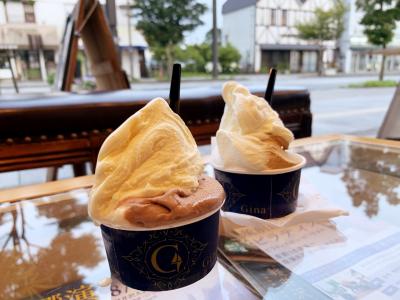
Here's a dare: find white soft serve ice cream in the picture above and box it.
[89,98,224,229]
[212,81,300,172]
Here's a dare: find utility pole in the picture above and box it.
[126,0,134,80]
[105,0,121,67]
[105,0,118,41]
[212,0,218,79]
[7,50,18,93]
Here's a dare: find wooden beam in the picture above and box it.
[0,175,94,203]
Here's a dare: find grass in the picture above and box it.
[152,71,210,81]
[347,80,398,88]
[181,71,211,78]
[153,71,239,81]
[181,71,240,78]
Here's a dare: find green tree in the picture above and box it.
[356,0,400,81]
[175,45,207,72]
[174,42,240,74]
[204,28,222,45]
[296,0,346,75]
[132,0,207,78]
[196,43,212,62]
[175,44,210,72]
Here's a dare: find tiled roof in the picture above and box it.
[222,0,257,14]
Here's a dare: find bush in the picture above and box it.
[276,62,290,73]
[47,72,55,86]
[175,45,207,72]
[173,43,241,74]
[81,80,96,91]
[218,43,241,73]
[27,68,41,80]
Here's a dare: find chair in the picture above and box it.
[0,87,312,179]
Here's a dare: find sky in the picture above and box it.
[33,0,225,46]
[184,0,225,45]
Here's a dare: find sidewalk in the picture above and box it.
[0,79,49,88]
[1,72,399,89]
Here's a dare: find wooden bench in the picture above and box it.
[0,87,312,178]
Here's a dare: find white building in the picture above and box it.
[222,0,400,74]
[0,0,148,81]
[0,1,60,81]
[116,2,148,79]
[340,0,400,73]
[222,0,333,73]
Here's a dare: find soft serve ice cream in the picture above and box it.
[212,81,300,173]
[89,98,224,229]
[212,82,306,219]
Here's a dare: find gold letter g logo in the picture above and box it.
[151,244,182,274]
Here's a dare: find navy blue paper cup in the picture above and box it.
[100,205,222,291]
[213,153,306,219]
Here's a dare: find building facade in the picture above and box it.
[0,0,148,82]
[340,0,400,74]
[222,0,400,74]
[0,1,59,81]
[222,0,333,73]
[116,1,148,79]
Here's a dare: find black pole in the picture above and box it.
[212,0,218,79]
[169,64,181,114]
[264,68,277,105]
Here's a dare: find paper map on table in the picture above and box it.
[217,235,329,299]
[107,263,259,300]
[236,218,400,299]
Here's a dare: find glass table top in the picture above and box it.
[1,136,399,299]
[0,189,259,300]
[294,138,400,226]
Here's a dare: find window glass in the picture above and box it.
[282,9,287,26]
[271,9,276,25]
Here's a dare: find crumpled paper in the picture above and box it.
[220,178,349,239]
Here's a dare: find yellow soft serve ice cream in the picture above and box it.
[212,81,299,172]
[89,98,224,229]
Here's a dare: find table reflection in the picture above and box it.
[0,191,106,300]
[296,140,400,225]
[343,143,400,218]
[0,136,399,299]
[0,191,258,300]
[37,197,89,230]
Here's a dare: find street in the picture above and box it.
[0,73,398,137]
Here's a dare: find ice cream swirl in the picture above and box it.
[213,81,298,172]
[89,98,222,229]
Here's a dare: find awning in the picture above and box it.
[351,46,400,55]
[260,44,323,51]
[119,45,147,51]
[369,48,400,56]
[0,23,58,50]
